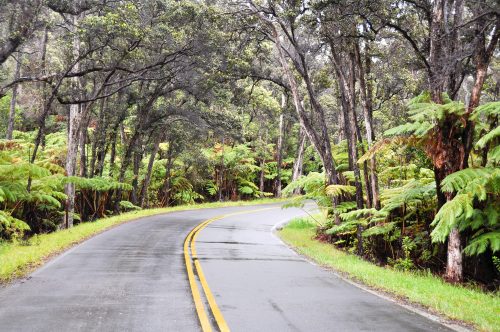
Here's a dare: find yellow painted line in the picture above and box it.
[184,222,213,332]
[185,207,278,332]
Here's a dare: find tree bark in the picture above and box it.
[64,15,82,228]
[6,55,21,140]
[275,98,285,197]
[108,130,118,177]
[129,143,143,206]
[292,128,306,195]
[160,141,174,207]
[218,136,225,201]
[259,158,265,198]
[64,102,82,228]
[462,20,499,169]
[89,96,107,176]
[268,24,338,187]
[79,112,90,177]
[354,41,380,209]
[331,44,364,254]
[139,133,163,207]
[6,56,21,140]
[445,228,462,282]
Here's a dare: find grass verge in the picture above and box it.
[278,217,500,332]
[0,198,286,284]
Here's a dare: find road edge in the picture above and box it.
[271,215,473,332]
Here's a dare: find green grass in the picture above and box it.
[279,217,500,332]
[0,198,286,283]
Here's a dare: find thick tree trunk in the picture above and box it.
[6,57,21,139]
[275,101,285,197]
[64,104,82,228]
[63,15,82,228]
[445,227,462,282]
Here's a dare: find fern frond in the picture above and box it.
[363,222,396,237]
[475,126,500,149]
[431,194,473,242]
[325,184,356,198]
[440,168,496,193]
[333,201,357,214]
[340,208,381,221]
[463,231,500,256]
[488,146,500,164]
[471,101,500,120]
[325,220,361,235]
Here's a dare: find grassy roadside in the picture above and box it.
[278,217,500,332]
[0,198,286,284]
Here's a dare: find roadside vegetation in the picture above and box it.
[0,0,498,295]
[279,216,500,332]
[0,198,285,283]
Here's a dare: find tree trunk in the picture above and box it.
[218,136,225,201]
[79,113,90,177]
[108,130,117,177]
[292,128,306,195]
[445,227,462,282]
[269,23,339,198]
[354,41,380,209]
[259,158,265,198]
[6,56,21,140]
[64,103,82,228]
[139,133,163,207]
[331,44,364,254]
[275,100,285,197]
[89,96,107,176]
[64,15,82,228]
[462,20,499,168]
[130,144,143,206]
[160,142,174,207]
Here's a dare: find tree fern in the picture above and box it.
[440,168,497,194]
[325,184,356,198]
[431,167,499,253]
[431,194,474,242]
[463,231,500,256]
[470,101,500,120]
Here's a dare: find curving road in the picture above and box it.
[0,203,454,331]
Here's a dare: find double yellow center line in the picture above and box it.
[183,207,277,332]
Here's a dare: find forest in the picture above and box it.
[0,0,498,288]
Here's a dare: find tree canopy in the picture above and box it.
[0,0,499,286]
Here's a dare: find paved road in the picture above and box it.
[0,203,452,331]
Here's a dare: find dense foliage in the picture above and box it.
[0,0,498,286]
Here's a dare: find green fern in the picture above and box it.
[431,194,474,242]
[325,184,356,198]
[476,126,500,149]
[463,231,500,256]
[440,168,497,194]
[470,101,500,120]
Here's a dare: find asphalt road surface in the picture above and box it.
[0,203,453,331]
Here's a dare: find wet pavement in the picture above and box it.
[0,203,452,331]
